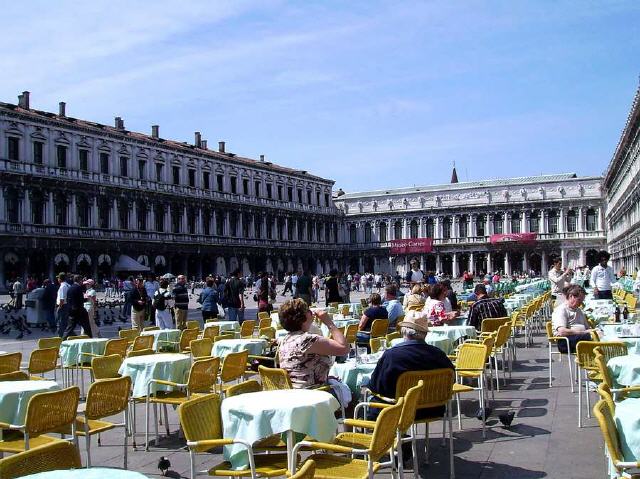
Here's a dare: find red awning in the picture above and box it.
[390,238,434,254]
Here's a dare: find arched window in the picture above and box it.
[379,222,388,242]
[566,210,577,232]
[528,211,539,232]
[586,208,597,231]
[409,220,418,239]
[77,196,90,228]
[155,204,165,232]
[119,200,129,230]
[394,220,403,240]
[31,194,45,225]
[364,222,372,243]
[137,201,147,231]
[349,224,357,244]
[442,217,451,239]
[228,212,237,237]
[54,194,67,226]
[426,218,434,238]
[493,213,503,234]
[459,215,468,238]
[216,211,224,236]
[171,206,181,233]
[511,213,520,233]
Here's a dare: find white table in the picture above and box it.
[59,338,109,367]
[222,389,340,471]
[140,329,181,350]
[429,325,477,343]
[22,468,150,479]
[608,355,640,388]
[205,321,240,334]
[118,353,191,398]
[0,380,59,425]
[212,339,266,358]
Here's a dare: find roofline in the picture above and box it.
[0,100,334,186]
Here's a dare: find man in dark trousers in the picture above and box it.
[62,275,93,339]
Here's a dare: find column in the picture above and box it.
[598,207,605,232]
[434,217,441,240]
[452,252,458,278]
[577,206,584,232]
[130,201,138,230]
[248,214,255,239]
[522,254,528,273]
[211,210,217,235]
[261,216,267,239]
[453,216,459,240]
[47,192,54,224]
[420,254,425,270]
[435,254,442,273]
[579,247,585,266]
[69,194,77,226]
[469,252,474,272]
[196,208,203,235]
[419,217,425,237]
[521,212,528,233]
[560,249,567,267]
[284,217,289,240]
[487,214,494,236]
[358,257,364,273]
[182,205,188,233]
[147,204,153,231]
[165,204,171,233]
[503,213,509,234]
[112,198,119,230]
[403,218,409,239]
[224,211,230,236]
[0,188,5,222]
[486,252,492,273]
[23,191,31,224]
[91,197,99,228]
[504,252,510,276]
[541,253,548,273]
[238,212,244,238]
[540,210,547,234]
[559,208,565,233]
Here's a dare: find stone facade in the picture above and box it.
[604,85,640,274]
[334,173,606,277]
[0,92,342,288]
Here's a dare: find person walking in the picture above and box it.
[591,250,617,300]
[62,275,92,340]
[294,269,313,305]
[42,278,57,332]
[83,279,100,337]
[12,278,24,309]
[56,273,70,338]
[223,269,245,323]
[129,277,149,331]
[198,278,219,324]
[173,275,190,329]
[153,279,174,329]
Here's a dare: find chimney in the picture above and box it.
[58,102,66,117]
[151,125,159,139]
[218,141,225,153]
[115,117,124,130]
[18,91,30,109]
[259,154,265,162]
[195,131,202,148]
[201,140,207,150]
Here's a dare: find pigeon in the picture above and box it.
[498,411,515,428]
[475,407,492,421]
[158,456,171,476]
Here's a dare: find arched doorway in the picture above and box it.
[474,253,486,275]
[441,254,453,276]
[458,253,470,276]
[76,253,92,278]
[529,253,542,275]
[491,252,505,273]
[586,249,599,268]
[511,252,524,275]
[424,255,436,272]
[54,253,70,275]
[4,252,21,285]
[154,255,166,276]
[98,254,112,280]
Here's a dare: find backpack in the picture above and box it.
[153,291,167,311]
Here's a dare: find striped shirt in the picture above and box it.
[467,297,508,329]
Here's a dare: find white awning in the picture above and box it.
[113,254,151,272]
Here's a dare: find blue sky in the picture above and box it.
[1,1,638,191]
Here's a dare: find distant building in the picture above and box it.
[0,91,342,287]
[604,85,640,273]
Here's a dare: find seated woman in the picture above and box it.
[403,284,425,311]
[278,299,350,388]
[422,283,458,326]
[552,284,593,353]
[356,293,388,344]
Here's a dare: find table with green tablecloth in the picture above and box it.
[608,355,640,388]
[391,336,454,354]
[329,360,378,394]
[22,468,150,479]
[118,353,191,398]
[222,389,340,471]
[603,336,640,355]
[0,380,59,425]
[614,397,640,464]
[205,320,240,333]
[338,303,362,317]
[321,318,360,337]
[140,329,181,351]
[429,325,477,343]
[59,338,109,367]
[212,339,266,358]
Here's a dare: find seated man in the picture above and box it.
[356,293,388,344]
[552,284,593,353]
[367,310,454,420]
[382,285,404,328]
[467,284,508,330]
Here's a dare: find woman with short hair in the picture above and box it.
[422,283,457,326]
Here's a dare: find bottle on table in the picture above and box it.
[622,306,629,321]
[614,306,621,322]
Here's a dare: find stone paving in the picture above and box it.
[0,289,607,478]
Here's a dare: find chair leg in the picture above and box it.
[163,404,170,436]
[456,393,462,431]
[448,404,455,479]
[567,353,574,393]
[411,425,419,479]
[577,369,583,428]
[145,399,150,451]
[189,450,196,479]
[85,434,91,468]
[396,432,404,479]
[154,403,159,445]
[424,421,430,464]
[480,376,486,439]
[123,413,129,470]
[548,344,553,387]
[585,373,592,419]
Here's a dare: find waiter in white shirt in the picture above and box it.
[590,250,616,300]
[55,272,71,337]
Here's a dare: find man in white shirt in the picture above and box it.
[590,250,616,300]
[407,260,424,284]
[56,272,70,337]
[291,273,298,297]
[548,258,573,304]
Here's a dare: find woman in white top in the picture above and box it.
[154,279,174,329]
[551,284,593,353]
[83,279,100,337]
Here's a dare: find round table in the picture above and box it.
[391,336,454,354]
[205,320,240,333]
[614,397,640,463]
[0,380,59,425]
[329,360,377,394]
[118,353,191,398]
[222,389,340,471]
[429,325,477,343]
[22,468,150,479]
[607,355,640,388]
[140,329,181,351]
[321,318,359,337]
[59,338,109,367]
[212,339,266,358]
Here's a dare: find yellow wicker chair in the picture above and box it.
[479,317,510,336]
[146,357,220,449]
[126,348,155,358]
[370,319,389,339]
[67,335,89,340]
[452,342,489,437]
[385,332,401,343]
[130,335,154,353]
[143,326,160,331]
[259,327,276,341]
[290,459,315,479]
[202,325,221,340]
[0,440,81,479]
[0,352,22,374]
[345,324,359,345]
[220,350,250,391]
[341,380,425,478]
[158,328,199,353]
[293,398,404,479]
[258,311,271,321]
[0,386,80,452]
[369,338,386,353]
[593,399,640,479]
[490,324,512,389]
[593,349,640,401]
[214,333,235,343]
[26,348,59,380]
[329,302,339,309]
[340,304,351,316]
[0,371,29,381]
[178,393,290,479]
[545,321,574,392]
[258,318,272,330]
[71,376,131,468]
[575,341,605,428]
[190,338,213,359]
[118,328,140,347]
[91,354,123,380]
[240,320,257,339]
[187,320,201,331]
[225,379,262,398]
[259,365,293,390]
[594,342,628,364]
[37,337,62,350]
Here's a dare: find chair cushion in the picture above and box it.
[306,454,380,479]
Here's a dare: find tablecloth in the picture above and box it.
[205,320,240,333]
[140,329,181,351]
[608,355,640,388]
[391,336,454,354]
[329,360,378,394]
[0,380,59,425]
[222,389,339,469]
[59,338,109,367]
[429,325,477,343]
[22,468,150,479]
[321,318,360,337]
[212,339,266,358]
[614,397,640,463]
[118,353,191,398]
[337,303,363,317]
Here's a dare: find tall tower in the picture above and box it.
[451,162,459,183]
